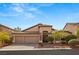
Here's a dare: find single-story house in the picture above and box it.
[0,23,55,44]
[63,23,79,34]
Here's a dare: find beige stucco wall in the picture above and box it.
[23,24,53,34]
[39,26,52,33]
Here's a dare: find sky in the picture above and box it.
[0,3,79,30]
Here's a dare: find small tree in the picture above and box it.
[0,32,10,45]
[14,26,21,32]
[52,31,62,44]
[47,36,54,43]
[52,30,72,44]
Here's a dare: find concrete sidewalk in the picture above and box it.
[0,47,72,51]
[0,48,72,51]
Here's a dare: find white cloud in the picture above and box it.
[12,6,24,12]
[28,7,38,12]
[9,4,24,13]
[35,3,54,7]
[10,3,40,14]
[0,13,20,17]
[10,4,49,19]
[9,3,41,13]
[23,13,36,19]
[0,3,49,20]
[10,4,41,18]
[64,12,79,22]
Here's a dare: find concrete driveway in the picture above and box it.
[0,44,37,51]
[0,43,72,52]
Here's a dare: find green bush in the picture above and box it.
[61,35,77,43]
[52,31,62,40]
[68,39,79,46]
[47,36,54,43]
[52,31,72,44]
[0,32,10,45]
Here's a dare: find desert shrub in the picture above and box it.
[61,35,77,43]
[52,30,72,44]
[68,39,79,46]
[47,36,54,43]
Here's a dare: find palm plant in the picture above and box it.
[52,31,62,44]
[52,30,72,44]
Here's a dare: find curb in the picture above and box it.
[0,48,72,51]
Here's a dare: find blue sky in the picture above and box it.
[0,3,79,30]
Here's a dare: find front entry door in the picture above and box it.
[43,31,48,43]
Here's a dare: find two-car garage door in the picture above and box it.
[13,33,40,44]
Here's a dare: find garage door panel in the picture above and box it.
[15,36,24,44]
[14,35,40,44]
[24,36,40,44]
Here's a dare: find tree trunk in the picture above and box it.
[54,37,55,44]
[0,41,3,48]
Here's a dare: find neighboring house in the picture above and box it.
[63,23,79,34]
[0,23,54,44]
[0,24,16,35]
